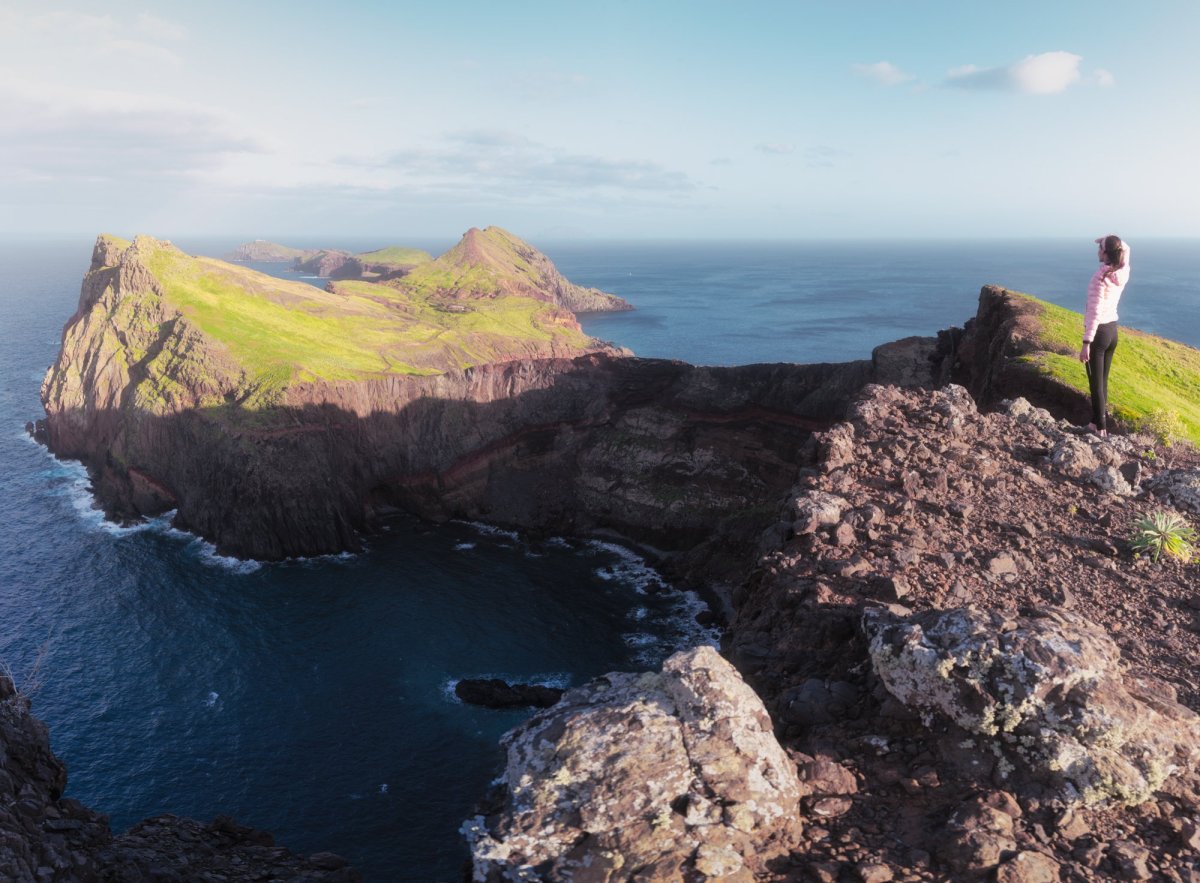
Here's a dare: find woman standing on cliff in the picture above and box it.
[1078,234,1131,438]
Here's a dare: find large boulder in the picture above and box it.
[862,607,1200,807]
[463,646,803,881]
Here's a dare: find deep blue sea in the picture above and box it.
[1,237,1196,881]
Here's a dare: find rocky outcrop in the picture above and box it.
[390,226,633,313]
[463,646,803,881]
[942,285,1093,424]
[0,673,356,881]
[863,606,1200,807]
[711,380,1200,879]
[228,240,314,262]
[294,249,354,277]
[454,679,563,709]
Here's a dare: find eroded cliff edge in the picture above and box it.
[38,233,930,569]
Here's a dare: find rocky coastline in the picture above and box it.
[19,236,1200,880]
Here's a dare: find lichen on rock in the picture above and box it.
[463,646,803,881]
[863,606,1200,807]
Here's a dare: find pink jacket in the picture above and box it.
[1084,243,1131,342]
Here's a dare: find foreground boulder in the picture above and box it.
[463,646,802,881]
[863,606,1200,807]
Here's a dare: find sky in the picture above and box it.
[1,0,1197,241]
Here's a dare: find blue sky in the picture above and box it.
[2,0,1197,240]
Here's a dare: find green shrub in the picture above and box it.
[1128,510,1196,564]
[1138,409,1186,447]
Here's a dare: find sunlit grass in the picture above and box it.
[1010,291,1200,444]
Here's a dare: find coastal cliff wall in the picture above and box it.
[39,236,950,567]
[40,240,1067,571]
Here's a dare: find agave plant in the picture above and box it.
[1128,510,1196,564]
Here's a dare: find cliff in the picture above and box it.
[293,248,355,278]
[470,383,1200,881]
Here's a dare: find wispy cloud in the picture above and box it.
[5,9,189,67]
[852,61,915,87]
[1093,68,1116,88]
[947,51,1083,95]
[804,146,850,168]
[755,143,795,155]
[0,82,264,183]
[339,130,696,198]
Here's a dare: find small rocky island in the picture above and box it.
[20,230,1200,880]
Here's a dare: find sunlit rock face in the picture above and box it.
[463,646,803,882]
[863,606,1200,807]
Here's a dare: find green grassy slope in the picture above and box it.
[355,246,433,268]
[116,236,599,404]
[1012,291,1200,444]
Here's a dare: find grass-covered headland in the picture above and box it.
[1010,290,1200,445]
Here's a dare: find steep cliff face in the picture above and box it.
[294,248,354,277]
[945,285,1093,421]
[42,234,639,559]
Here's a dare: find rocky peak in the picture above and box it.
[393,225,633,313]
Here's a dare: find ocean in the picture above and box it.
[1,237,1196,881]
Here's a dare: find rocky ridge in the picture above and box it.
[469,382,1200,881]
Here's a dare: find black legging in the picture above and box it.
[1086,321,1119,430]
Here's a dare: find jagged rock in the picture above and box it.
[1001,397,1057,429]
[1145,470,1200,516]
[1090,464,1135,496]
[799,759,858,796]
[855,861,895,883]
[1107,840,1152,880]
[817,422,857,471]
[791,490,851,535]
[862,606,1200,807]
[454,678,563,709]
[1050,437,1100,478]
[994,851,1061,883]
[462,646,803,881]
[937,797,1018,873]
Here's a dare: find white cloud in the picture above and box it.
[852,61,915,87]
[755,143,796,155]
[1093,68,1116,87]
[0,81,264,183]
[947,51,1083,95]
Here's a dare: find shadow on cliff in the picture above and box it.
[40,286,1087,580]
[41,353,896,581]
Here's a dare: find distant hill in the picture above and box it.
[388,226,632,313]
[228,240,314,262]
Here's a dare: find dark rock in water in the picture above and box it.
[455,678,563,709]
[24,419,47,444]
